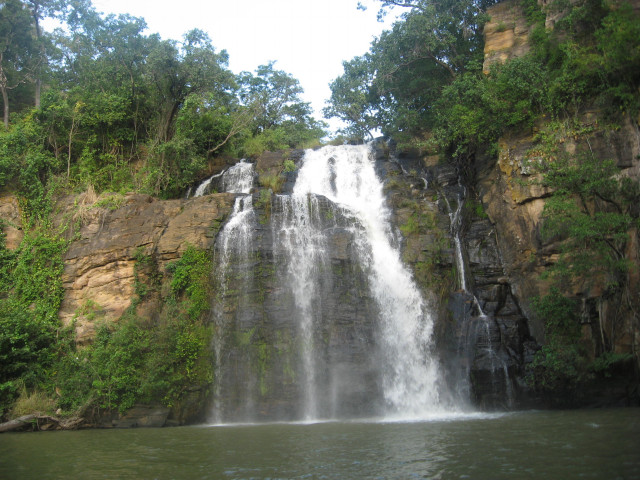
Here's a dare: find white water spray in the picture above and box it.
[212,161,256,422]
[285,144,447,418]
[222,160,254,194]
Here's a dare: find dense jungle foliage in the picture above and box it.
[0,0,639,418]
[0,0,326,200]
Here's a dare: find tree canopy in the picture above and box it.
[0,0,326,198]
[328,0,640,155]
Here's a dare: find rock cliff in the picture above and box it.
[55,192,234,344]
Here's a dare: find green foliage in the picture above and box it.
[258,173,285,193]
[166,245,212,321]
[0,221,67,415]
[256,188,273,221]
[140,137,206,198]
[530,121,635,288]
[88,319,150,413]
[527,288,587,393]
[465,198,488,219]
[55,246,215,415]
[528,341,587,393]
[282,159,296,173]
[589,351,634,377]
[0,3,325,199]
[327,0,496,141]
[532,287,581,341]
[527,116,638,393]
[330,0,639,155]
[433,54,551,159]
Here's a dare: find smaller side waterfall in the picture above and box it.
[222,160,254,194]
[443,185,468,293]
[193,170,225,197]
[211,161,256,423]
[440,177,516,409]
[190,159,254,198]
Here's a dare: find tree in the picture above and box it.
[327,0,497,141]
[239,62,307,133]
[238,62,326,153]
[23,0,64,108]
[147,29,234,144]
[0,0,38,128]
[323,55,378,139]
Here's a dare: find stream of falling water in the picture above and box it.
[272,193,331,420]
[211,161,256,422]
[282,144,447,419]
[441,178,514,408]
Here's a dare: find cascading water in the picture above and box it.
[441,179,515,408]
[212,144,456,423]
[193,170,225,197]
[211,160,256,422]
[443,185,468,294]
[289,145,444,418]
[221,160,253,194]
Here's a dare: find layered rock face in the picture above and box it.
[482,0,532,73]
[475,113,640,385]
[479,0,640,363]
[55,192,234,344]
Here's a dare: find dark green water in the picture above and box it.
[1,409,639,479]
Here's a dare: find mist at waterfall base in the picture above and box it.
[208,144,463,424]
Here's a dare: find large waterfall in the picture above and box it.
[211,144,455,423]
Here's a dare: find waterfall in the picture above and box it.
[212,144,454,423]
[211,161,256,422]
[272,193,334,420]
[442,185,468,293]
[441,178,514,409]
[191,159,253,198]
[193,170,225,197]
[279,144,445,418]
[222,160,253,194]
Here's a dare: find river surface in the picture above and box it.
[1,408,639,479]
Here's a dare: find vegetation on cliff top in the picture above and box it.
[329,0,640,157]
[0,0,325,201]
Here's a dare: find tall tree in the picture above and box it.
[0,0,38,128]
[323,55,377,139]
[238,62,326,152]
[328,0,497,140]
[147,29,234,143]
[23,0,63,108]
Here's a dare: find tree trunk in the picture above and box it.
[35,77,41,109]
[0,414,36,433]
[32,6,43,109]
[1,85,9,129]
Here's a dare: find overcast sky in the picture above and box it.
[87,0,399,132]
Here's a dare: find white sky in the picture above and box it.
[86,0,399,133]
